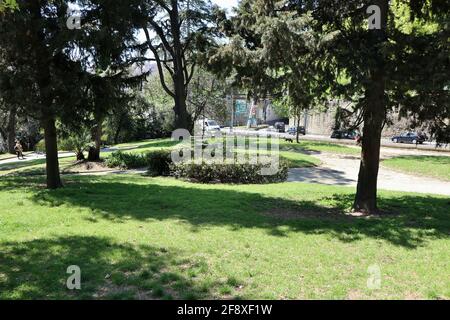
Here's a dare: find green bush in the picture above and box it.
[59,130,91,160]
[106,151,148,169]
[106,150,172,174]
[171,160,289,184]
[146,150,172,176]
[35,140,46,153]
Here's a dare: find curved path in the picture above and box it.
[2,148,449,196]
[288,153,450,196]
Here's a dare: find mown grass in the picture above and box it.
[287,141,361,155]
[382,156,450,181]
[0,174,449,300]
[0,137,321,175]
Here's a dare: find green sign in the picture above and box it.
[235,100,247,115]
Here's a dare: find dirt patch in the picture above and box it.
[262,207,350,220]
[62,161,113,174]
[93,280,154,300]
[262,206,391,221]
[347,289,364,300]
[404,291,425,300]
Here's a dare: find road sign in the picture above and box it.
[235,100,247,114]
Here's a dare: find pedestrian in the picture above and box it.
[14,140,25,160]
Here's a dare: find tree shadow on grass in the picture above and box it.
[0,158,47,174]
[4,175,445,249]
[0,236,223,300]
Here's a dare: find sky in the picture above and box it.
[136,0,240,50]
[213,0,239,12]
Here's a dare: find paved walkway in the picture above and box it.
[288,153,450,196]
[2,146,449,196]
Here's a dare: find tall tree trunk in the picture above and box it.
[296,115,301,144]
[173,78,189,130]
[113,113,125,145]
[7,106,16,154]
[171,1,190,131]
[43,117,62,189]
[88,115,103,161]
[353,0,388,214]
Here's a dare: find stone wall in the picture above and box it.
[289,106,420,138]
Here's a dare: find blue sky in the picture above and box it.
[212,0,239,11]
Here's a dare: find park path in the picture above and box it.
[0,146,131,166]
[288,152,450,196]
[0,152,73,165]
[2,145,449,196]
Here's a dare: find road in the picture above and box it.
[221,128,450,152]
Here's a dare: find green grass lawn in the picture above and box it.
[0,174,449,300]
[382,156,450,181]
[0,139,180,176]
[290,141,361,155]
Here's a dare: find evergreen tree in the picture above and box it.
[211,0,449,214]
[0,0,144,187]
[0,0,91,188]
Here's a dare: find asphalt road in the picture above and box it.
[221,128,450,152]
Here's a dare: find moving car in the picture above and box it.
[391,132,427,144]
[287,126,306,136]
[331,130,357,140]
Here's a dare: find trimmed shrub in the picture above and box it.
[171,160,289,184]
[106,150,173,175]
[146,150,172,176]
[106,151,148,169]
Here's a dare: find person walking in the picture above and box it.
[14,140,25,160]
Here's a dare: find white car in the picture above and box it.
[195,119,221,134]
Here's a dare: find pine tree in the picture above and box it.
[211,0,449,214]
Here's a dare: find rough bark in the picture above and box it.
[88,115,103,161]
[76,151,85,161]
[43,117,63,189]
[7,106,16,154]
[353,0,388,214]
[353,79,384,213]
[171,1,190,131]
[173,82,189,130]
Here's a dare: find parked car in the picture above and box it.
[195,119,221,134]
[331,130,357,140]
[287,126,306,136]
[274,122,286,133]
[391,132,427,144]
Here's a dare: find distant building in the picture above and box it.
[230,95,287,127]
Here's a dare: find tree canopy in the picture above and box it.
[208,0,449,213]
